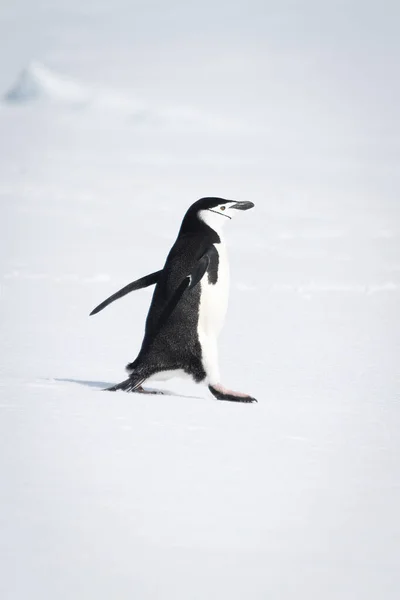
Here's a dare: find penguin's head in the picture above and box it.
[180,197,255,237]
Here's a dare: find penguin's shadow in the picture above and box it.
[54,378,204,399]
[55,378,111,390]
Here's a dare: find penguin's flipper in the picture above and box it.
[90,270,162,316]
[157,247,213,330]
[187,248,212,290]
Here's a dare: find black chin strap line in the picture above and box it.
[208,208,231,220]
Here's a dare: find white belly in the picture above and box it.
[198,242,229,338]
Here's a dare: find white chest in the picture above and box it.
[198,242,230,337]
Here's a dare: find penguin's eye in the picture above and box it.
[220,206,226,211]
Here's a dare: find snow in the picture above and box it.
[3,61,226,129]
[1,1,400,599]
[3,61,91,106]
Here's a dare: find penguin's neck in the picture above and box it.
[197,210,228,241]
[178,217,222,244]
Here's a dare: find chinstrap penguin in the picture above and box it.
[90,197,257,403]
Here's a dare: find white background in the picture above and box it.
[0,1,399,598]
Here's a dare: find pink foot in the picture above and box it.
[208,384,257,403]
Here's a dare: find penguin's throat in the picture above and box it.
[198,209,228,239]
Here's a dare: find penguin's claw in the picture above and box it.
[218,395,258,404]
[135,386,165,395]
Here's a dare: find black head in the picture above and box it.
[178,197,255,237]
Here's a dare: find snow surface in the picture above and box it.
[1,1,400,599]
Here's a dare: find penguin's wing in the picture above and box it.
[156,246,215,330]
[89,270,162,316]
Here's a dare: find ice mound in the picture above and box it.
[3,61,91,106]
[2,61,238,130]
[2,61,145,114]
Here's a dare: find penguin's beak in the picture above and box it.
[231,201,255,211]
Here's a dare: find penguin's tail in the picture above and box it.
[104,374,146,393]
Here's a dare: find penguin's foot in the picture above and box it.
[208,384,257,403]
[136,386,165,395]
[105,377,145,392]
[105,379,165,394]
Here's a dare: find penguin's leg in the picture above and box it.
[106,358,183,394]
[105,359,156,393]
[200,333,257,403]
